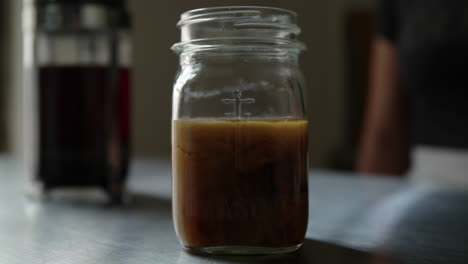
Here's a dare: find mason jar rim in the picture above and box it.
[173,6,305,54]
[177,6,297,27]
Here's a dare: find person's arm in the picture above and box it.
[356,36,410,176]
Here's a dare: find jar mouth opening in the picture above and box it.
[171,37,306,54]
[177,6,297,27]
[174,6,305,54]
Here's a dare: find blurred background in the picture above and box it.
[0,0,376,170]
[1,3,468,262]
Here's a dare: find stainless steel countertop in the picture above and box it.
[1,156,467,264]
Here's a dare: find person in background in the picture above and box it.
[357,0,468,187]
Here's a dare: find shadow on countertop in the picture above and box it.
[176,239,370,264]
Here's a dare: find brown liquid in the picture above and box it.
[38,66,130,201]
[173,119,308,249]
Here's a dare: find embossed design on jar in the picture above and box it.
[222,89,255,119]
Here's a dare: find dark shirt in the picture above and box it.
[377,0,468,149]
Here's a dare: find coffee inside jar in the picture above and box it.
[173,119,308,249]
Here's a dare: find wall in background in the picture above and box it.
[0,0,10,151]
[1,0,20,152]
[6,0,23,156]
[129,0,375,168]
[0,1,6,151]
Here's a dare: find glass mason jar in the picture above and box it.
[172,6,309,254]
[24,0,132,203]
